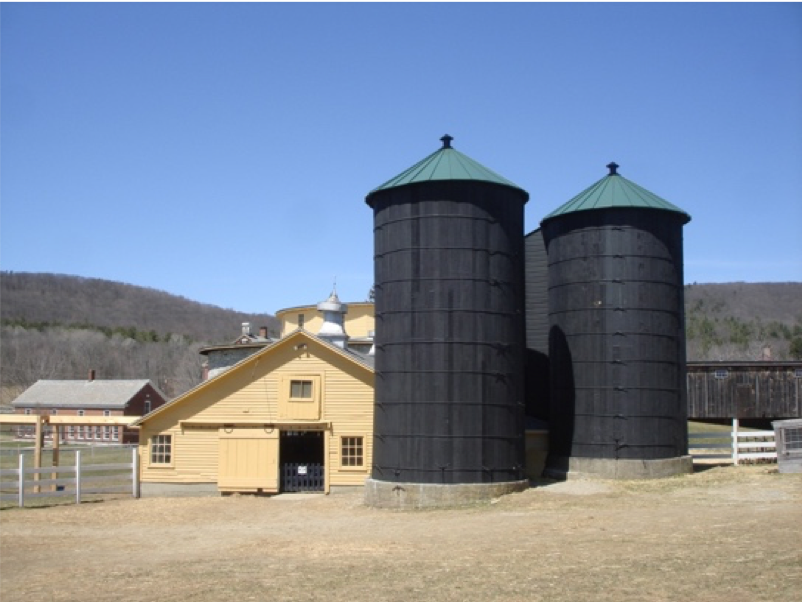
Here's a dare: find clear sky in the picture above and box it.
[2,3,801,315]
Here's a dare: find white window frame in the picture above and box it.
[150,434,173,466]
[340,435,365,469]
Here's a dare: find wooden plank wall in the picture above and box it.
[687,363,802,419]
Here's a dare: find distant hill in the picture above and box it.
[0,272,280,403]
[0,272,279,343]
[1,273,800,405]
[684,282,802,360]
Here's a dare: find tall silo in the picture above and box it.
[364,135,530,508]
[541,163,693,479]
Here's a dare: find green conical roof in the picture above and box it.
[542,163,690,224]
[366,135,528,204]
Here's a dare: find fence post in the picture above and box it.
[52,425,60,492]
[732,417,740,466]
[132,446,140,499]
[34,416,43,494]
[75,450,82,505]
[18,453,25,508]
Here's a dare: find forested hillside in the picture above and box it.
[1,272,279,342]
[1,272,280,404]
[1,273,800,407]
[684,282,802,361]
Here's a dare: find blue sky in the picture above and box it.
[2,3,801,315]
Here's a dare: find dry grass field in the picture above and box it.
[1,465,800,602]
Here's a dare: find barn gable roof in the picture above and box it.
[11,380,158,410]
[133,330,373,426]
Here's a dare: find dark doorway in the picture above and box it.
[280,430,324,492]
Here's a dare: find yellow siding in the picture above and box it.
[344,304,376,338]
[278,374,322,420]
[140,426,220,483]
[277,303,374,338]
[139,333,374,490]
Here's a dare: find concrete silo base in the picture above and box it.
[364,478,529,509]
[543,455,693,480]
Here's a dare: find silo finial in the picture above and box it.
[441,134,453,149]
[607,162,620,175]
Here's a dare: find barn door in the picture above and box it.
[218,428,279,493]
[280,430,325,492]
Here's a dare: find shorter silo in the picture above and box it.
[542,163,693,479]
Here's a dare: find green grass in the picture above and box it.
[0,445,134,470]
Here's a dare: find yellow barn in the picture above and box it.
[135,328,374,496]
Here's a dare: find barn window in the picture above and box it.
[103,410,111,417]
[24,409,31,415]
[150,435,172,464]
[279,374,321,420]
[341,436,364,467]
[290,380,313,399]
[714,369,729,379]
[77,410,85,416]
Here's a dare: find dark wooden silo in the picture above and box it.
[541,163,693,479]
[364,136,529,507]
[524,228,551,421]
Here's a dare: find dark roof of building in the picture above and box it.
[542,162,691,224]
[366,135,528,204]
[199,339,276,356]
[11,380,160,410]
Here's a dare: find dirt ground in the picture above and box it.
[1,465,800,602]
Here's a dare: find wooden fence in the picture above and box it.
[0,447,139,507]
[689,419,777,465]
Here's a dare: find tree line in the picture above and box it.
[2,274,800,406]
[0,272,281,405]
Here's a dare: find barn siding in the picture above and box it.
[687,362,802,419]
[524,228,549,354]
[139,334,374,489]
[277,303,375,338]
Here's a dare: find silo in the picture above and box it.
[364,135,529,508]
[541,163,693,479]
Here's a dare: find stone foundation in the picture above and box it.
[364,478,529,509]
[140,482,219,497]
[543,455,693,480]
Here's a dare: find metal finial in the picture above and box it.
[607,162,620,175]
[440,134,453,149]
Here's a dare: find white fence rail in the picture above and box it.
[0,448,139,507]
[689,419,777,465]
